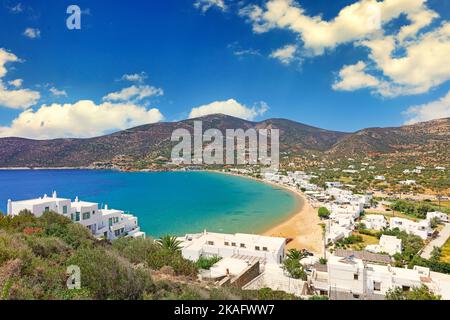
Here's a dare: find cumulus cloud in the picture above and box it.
[240,0,434,55]
[189,99,268,120]
[361,23,450,96]
[333,61,380,91]
[194,0,226,12]
[49,87,68,97]
[236,0,450,97]
[8,79,23,88]
[103,85,163,102]
[403,90,450,125]
[23,28,40,39]
[0,100,165,139]
[270,44,298,65]
[0,48,40,109]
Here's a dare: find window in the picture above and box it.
[63,206,68,214]
[353,274,359,280]
[373,281,381,292]
[207,241,214,246]
[353,294,360,299]
[92,210,95,215]
[109,218,113,227]
[255,246,260,251]
[224,241,229,246]
[402,286,411,292]
[44,206,50,212]
[240,243,246,248]
[75,212,80,222]
[231,242,236,247]
[82,212,90,220]
[263,247,268,251]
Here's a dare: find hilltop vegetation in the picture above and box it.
[0,211,298,300]
[0,115,447,175]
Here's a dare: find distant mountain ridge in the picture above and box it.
[0,114,448,167]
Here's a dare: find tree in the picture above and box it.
[157,235,182,253]
[286,248,307,261]
[386,285,441,300]
[282,258,307,280]
[318,207,330,219]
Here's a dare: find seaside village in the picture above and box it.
[5,168,450,300]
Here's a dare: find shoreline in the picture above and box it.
[0,167,324,254]
[209,170,324,255]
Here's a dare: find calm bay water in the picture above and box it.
[0,170,299,237]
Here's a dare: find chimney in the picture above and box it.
[75,196,79,202]
[105,204,108,210]
[52,191,57,198]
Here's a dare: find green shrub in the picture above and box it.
[196,256,221,270]
[67,247,153,300]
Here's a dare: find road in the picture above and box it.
[421,223,450,259]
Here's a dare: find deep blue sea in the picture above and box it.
[0,170,299,237]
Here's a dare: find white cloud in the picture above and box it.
[0,48,40,109]
[103,85,163,102]
[403,90,450,125]
[0,49,18,78]
[270,44,297,65]
[0,100,164,139]
[237,0,450,97]
[9,3,23,13]
[189,99,268,120]
[49,87,68,97]
[23,28,41,39]
[240,0,435,55]
[361,23,450,96]
[194,0,226,13]
[8,79,23,88]
[333,61,380,91]
[121,72,148,83]
[0,83,41,109]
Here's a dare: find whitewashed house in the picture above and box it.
[399,180,416,186]
[361,215,388,231]
[366,235,402,256]
[310,254,450,300]
[427,211,449,223]
[178,231,286,265]
[389,217,432,240]
[7,192,145,240]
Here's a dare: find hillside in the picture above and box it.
[0,114,348,167]
[0,114,448,168]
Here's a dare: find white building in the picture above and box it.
[366,235,402,256]
[7,192,145,240]
[389,217,432,240]
[399,180,416,186]
[374,175,386,181]
[325,222,353,244]
[361,215,388,231]
[309,254,450,300]
[178,231,286,265]
[427,211,449,223]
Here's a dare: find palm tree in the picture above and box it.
[157,235,182,253]
[286,248,307,261]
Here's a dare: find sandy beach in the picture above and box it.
[212,171,324,255]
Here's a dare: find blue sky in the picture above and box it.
[0,0,449,139]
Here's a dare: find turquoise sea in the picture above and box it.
[0,170,300,237]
